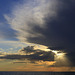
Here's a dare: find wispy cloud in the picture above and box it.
[0,22,18,41]
[4,0,59,43]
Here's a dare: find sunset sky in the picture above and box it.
[0,0,75,71]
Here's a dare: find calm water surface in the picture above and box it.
[0,72,75,75]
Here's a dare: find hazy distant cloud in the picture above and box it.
[0,41,28,49]
[0,48,4,52]
[0,22,17,40]
[0,41,29,54]
[0,52,3,55]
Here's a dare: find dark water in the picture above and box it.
[0,72,75,75]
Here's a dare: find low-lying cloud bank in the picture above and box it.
[0,46,74,67]
[0,46,55,61]
[0,46,56,67]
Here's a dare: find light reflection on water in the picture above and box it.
[0,72,75,75]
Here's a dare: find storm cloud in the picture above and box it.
[4,0,60,45]
[4,0,75,53]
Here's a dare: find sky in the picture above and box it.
[0,0,75,71]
